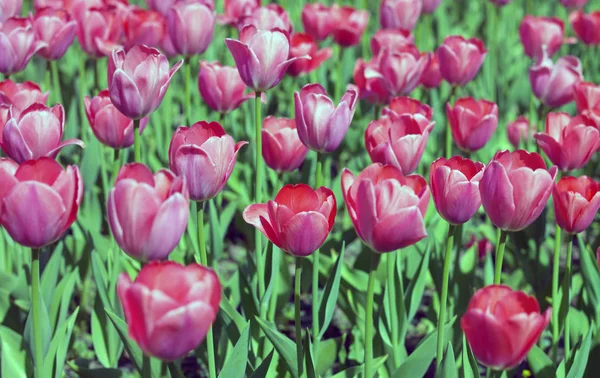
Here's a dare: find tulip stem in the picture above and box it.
[436,224,455,370]
[387,251,400,368]
[50,60,63,105]
[312,152,323,353]
[294,256,304,378]
[563,233,574,363]
[445,86,457,159]
[142,355,151,378]
[365,253,381,378]
[167,361,184,378]
[79,57,89,145]
[112,149,121,183]
[133,119,141,162]
[45,61,52,101]
[184,59,191,125]
[551,222,562,363]
[254,92,265,301]
[493,229,508,285]
[31,248,44,378]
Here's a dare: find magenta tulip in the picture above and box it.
[262,116,309,172]
[553,176,600,234]
[0,0,22,23]
[507,116,534,148]
[519,16,565,60]
[330,5,369,47]
[574,81,600,127]
[447,97,498,152]
[421,54,443,88]
[570,10,600,45]
[0,79,48,115]
[287,33,332,77]
[198,61,253,114]
[561,0,588,8]
[466,235,494,260]
[380,0,422,31]
[301,3,333,42]
[422,0,443,13]
[0,17,46,75]
[123,7,166,51]
[437,35,487,86]
[218,0,259,26]
[74,5,123,58]
[370,29,414,56]
[32,7,77,60]
[167,1,215,56]
[238,4,293,34]
[383,96,433,119]
[529,55,583,108]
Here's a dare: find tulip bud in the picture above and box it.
[380,0,422,31]
[301,3,333,42]
[553,176,600,234]
[123,7,166,50]
[421,54,443,89]
[0,79,49,115]
[519,15,565,60]
[574,81,600,127]
[238,4,292,34]
[330,5,369,47]
[167,1,216,56]
[569,10,600,45]
[198,61,253,114]
[74,5,123,58]
[32,7,78,60]
[287,33,332,77]
[506,116,534,148]
[437,35,487,86]
[446,97,498,153]
[0,17,46,75]
[218,0,259,26]
[529,54,583,108]
[262,116,308,172]
[370,29,414,56]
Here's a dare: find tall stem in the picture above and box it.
[312,152,323,353]
[142,355,151,378]
[184,59,191,125]
[335,46,343,102]
[365,253,381,378]
[493,229,508,285]
[133,119,141,162]
[50,60,63,105]
[445,86,457,159]
[551,171,563,363]
[78,57,88,145]
[112,149,121,183]
[294,256,304,378]
[167,361,185,378]
[563,233,574,363]
[254,92,265,300]
[198,203,216,378]
[45,61,52,101]
[436,224,455,370]
[31,248,44,378]
[387,251,400,368]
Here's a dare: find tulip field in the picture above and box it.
[4,0,600,377]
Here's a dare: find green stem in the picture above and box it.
[45,61,52,101]
[493,229,508,285]
[294,256,304,378]
[142,355,151,378]
[255,92,265,300]
[445,86,457,159]
[436,224,455,370]
[312,152,323,353]
[93,58,101,92]
[563,233,574,363]
[184,59,191,125]
[79,57,88,145]
[551,172,563,363]
[133,119,141,162]
[112,149,121,183]
[31,248,44,378]
[335,46,343,103]
[167,361,185,378]
[50,60,63,105]
[99,146,109,199]
[365,253,381,378]
[387,251,400,368]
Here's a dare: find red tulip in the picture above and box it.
[198,61,253,114]
[461,285,551,370]
[108,45,182,120]
[1,103,84,163]
[561,0,587,8]
[437,35,487,86]
[330,5,369,47]
[446,97,498,152]
[117,261,221,361]
[0,0,22,23]
[430,156,484,225]
[168,121,247,202]
[534,112,600,171]
[384,96,433,118]
[262,116,309,172]
[529,55,583,108]
[0,17,46,75]
[421,53,443,88]
[507,116,534,148]
[380,0,422,31]
[238,4,292,34]
[422,0,443,13]
[574,81,600,127]
[0,79,49,115]
[74,5,123,58]
[301,3,333,42]
[287,33,332,77]
[0,157,82,248]
[294,83,358,153]
[570,10,600,45]
[553,176,600,234]
[123,7,166,50]
[341,163,430,253]
[519,16,565,60]
[167,1,215,56]
[243,184,336,256]
[370,29,414,56]
[479,150,557,231]
[218,0,259,26]
[466,235,494,259]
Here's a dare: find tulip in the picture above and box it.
[421,53,443,88]
[365,111,435,175]
[0,157,83,248]
[461,285,551,370]
[519,16,565,60]
[341,163,430,252]
[123,7,166,50]
[430,156,485,225]
[553,176,600,234]
[480,150,557,232]
[301,3,333,42]
[529,55,583,108]
[74,5,123,58]
[330,5,369,47]
[243,184,336,256]
[0,0,22,23]
[437,36,487,86]
[287,33,332,77]
[198,61,253,114]
[370,29,414,56]
[0,80,49,114]
[226,25,307,92]
[534,112,600,171]
[383,96,433,119]
[145,0,176,16]
[238,4,293,34]
[85,90,149,149]
[570,11,600,45]
[218,0,259,26]
[561,0,588,8]
[32,7,77,61]
[167,1,215,56]
[262,116,309,172]
[422,0,443,13]
[0,17,46,75]
[0,105,9,130]
[117,261,221,361]
[108,45,182,120]
[466,235,494,260]
[574,81,600,126]
[168,121,247,202]
[380,0,422,31]
[489,0,512,5]
[446,97,498,153]
[507,116,534,148]
[1,103,84,163]
[294,83,358,153]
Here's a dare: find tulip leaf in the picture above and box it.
[42,307,79,378]
[0,325,28,378]
[578,241,600,326]
[435,342,457,378]
[91,252,111,311]
[255,317,298,378]
[304,329,316,378]
[249,350,274,378]
[330,356,388,378]
[48,268,78,334]
[218,321,250,378]
[461,334,479,378]
[526,345,554,378]
[566,327,592,378]
[104,308,143,374]
[405,244,431,321]
[41,246,63,309]
[220,296,248,335]
[318,241,345,340]
[24,288,51,366]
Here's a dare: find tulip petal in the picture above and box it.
[279,212,329,256]
[144,194,189,260]
[372,206,427,252]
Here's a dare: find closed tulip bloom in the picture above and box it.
[461,285,551,370]
[574,81,600,126]
[447,97,498,152]
[371,29,414,56]
[0,80,49,114]
[262,116,308,172]
[85,90,148,148]
[330,4,369,47]
[553,176,600,234]
[32,7,77,61]
[169,121,247,202]
[534,112,600,171]
[294,83,358,153]
[342,163,430,252]
[507,116,534,148]
[108,45,182,120]
[570,11,600,45]
[243,184,336,256]
[422,0,443,13]
[287,33,332,77]
[519,16,565,60]
[561,0,588,8]
[238,4,292,34]
[301,3,333,42]
[0,0,22,22]
[1,103,84,163]
[380,0,422,31]
[383,96,433,119]
[123,7,166,50]
[480,150,558,231]
[167,1,215,56]
[437,36,487,86]
[0,17,46,75]
[198,61,253,114]
[226,25,307,92]
[145,0,176,16]
[421,53,443,88]
[430,156,485,224]
[117,261,221,361]
[218,0,259,26]
[365,112,435,174]
[74,5,123,58]
[0,157,83,248]
[529,55,583,108]
[108,163,189,261]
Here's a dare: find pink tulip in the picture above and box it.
[167,1,215,56]
[218,0,259,26]
[422,0,443,13]
[489,0,513,5]
[370,29,414,56]
[198,61,253,114]
[108,163,189,261]
[421,53,443,88]
[330,5,369,47]
[570,11,600,45]
[553,176,600,234]
[0,0,22,23]
[534,112,600,171]
[226,25,307,92]
[85,90,148,149]
[447,97,498,152]
[0,17,46,75]
[262,116,309,172]
[74,5,123,58]
[507,116,534,148]
[168,121,247,202]
[123,7,166,50]
[301,3,333,42]
[430,156,485,225]
[461,285,551,370]
[1,103,84,163]
[0,79,49,114]
[32,7,77,61]
[341,163,430,252]
[519,16,565,60]
[243,184,336,256]
[294,83,358,153]
[0,105,9,131]
[108,45,182,120]
[0,157,83,248]
[437,35,487,86]
[383,96,433,119]
[145,0,175,16]
[365,111,435,174]
[117,261,221,361]
[529,55,583,108]
[479,150,557,231]
[287,33,332,77]
[466,235,494,260]
[574,81,600,127]
[380,0,422,31]
[561,0,588,8]
[238,4,292,34]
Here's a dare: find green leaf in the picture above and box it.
[24,289,51,365]
[0,271,16,322]
[0,325,28,378]
[331,356,388,378]
[80,134,101,190]
[318,242,345,340]
[42,307,79,378]
[41,246,63,307]
[91,252,111,310]
[73,367,123,378]
[218,322,250,378]
[104,308,142,374]
[436,343,457,378]
[249,350,274,378]
[579,243,600,325]
[566,328,593,378]
[304,330,316,378]
[220,296,247,334]
[526,345,555,378]
[48,268,78,333]
[405,245,431,321]
[461,334,479,378]
[255,317,298,378]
